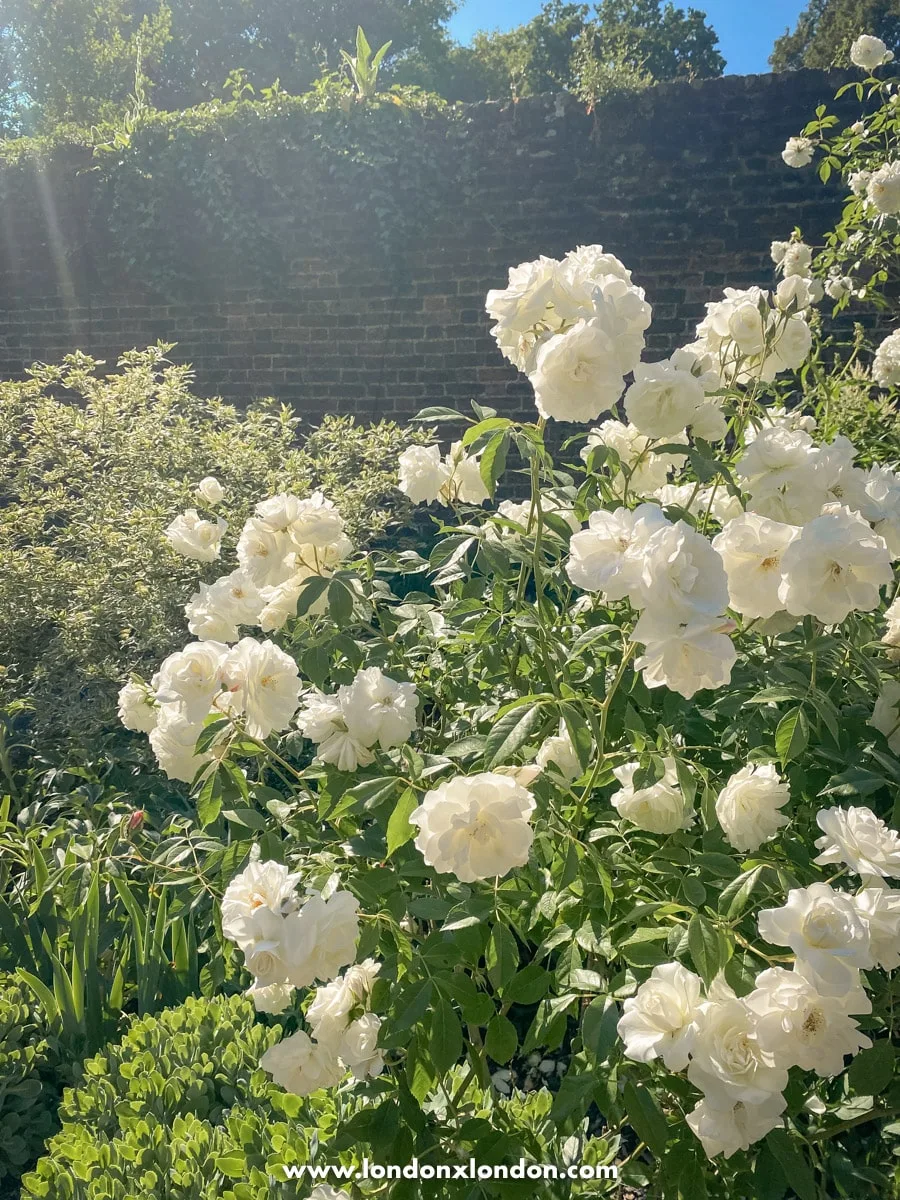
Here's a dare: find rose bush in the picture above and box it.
[110,51,900,1198]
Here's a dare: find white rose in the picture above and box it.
[147,706,211,783]
[624,360,704,438]
[245,980,294,1014]
[609,758,693,834]
[219,637,300,739]
[814,805,900,882]
[398,444,451,504]
[867,161,900,214]
[307,959,381,1046]
[747,967,871,1076]
[535,723,582,782]
[581,420,686,495]
[530,318,625,423]
[782,136,814,168]
[688,995,788,1104]
[565,503,669,600]
[185,570,262,642]
[195,475,225,505]
[340,667,419,750]
[635,520,730,617]
[411,772,536,882]
[851,34,894,72]
[117,679,158,733]
[687,1087,786,1159]
[633,609,737,700]
[757,882,874,996]
[339,1013,384,1080]
[259,1030,344,1096]
[715,764,790,852]
[317,729,376,772]
[779,505,892,623]
[778,242,813,279]
[873,329,900,388]
[221,858,303,951]
[164,508,226,562]
[154,640,228,724]
[853,886,900,970]
[712,513,799,620]
[617,962,702,1070]
[293,890,361,987]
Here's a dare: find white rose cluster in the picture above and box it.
[221,856,361,1014]
[873,328,900,387]
[692,285,812,386]
[118,636,301,780]
[296,667,419,771]
[165,508,227,562]
[619,810,900,1160]
[851,34,894,73]
[580,419,687,497]
[566,503,736,699]
[484,245,651,422]
[260,959,384,1095]
[782,136,814,168]
[398,441,489,506]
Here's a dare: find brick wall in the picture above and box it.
[0,70,852,427]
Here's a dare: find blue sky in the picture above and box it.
[448,1,809,76]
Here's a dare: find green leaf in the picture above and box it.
[485,923,518,990]
[848,1040,896,1096]
[775,706,808,766]
[484,704,545,769]
[295,574,330,617]
[582,996,620,1065]
[718,866,767,920]
[478,431,510,497]
[386,788,418,857]
[764,1129,816,1200]
[430,996,463,1073]
[195,766,225,827]
[687,914,724,987]
[503,964,550,1004]
[327,577,355,625]
[484,1015,517,1064]
[411,406,465,423]
[623,1079,669,1157]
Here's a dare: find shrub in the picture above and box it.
[0,345,429,755]
[19,994,323,1199]
[0,974,59,1193]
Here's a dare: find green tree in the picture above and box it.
[399,0,724,103]
[0,0,457,130]
[770,0,900,70]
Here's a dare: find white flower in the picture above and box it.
[309,1189,351,1200]
[778,506,892,623]
[411,772,536,883]
[851,34,894,71]
[256,570,318,633]
[535,723,582,782]
[154,640,228,724]
[814,806,900,882]
[870,679,900,753]
[849,168,872,197]
[715,764,790,852]
[609,758,693,834]
[867,161,900,214]
[782,136,814,168]
[244,980,293,1014]
[486,254,560,372]
[635,521,730,616]
[164,508,226,562]
[778,242,813,278]
[712,513,799,620]
[565,503,669,600]
[757,882,874,996]
[770,240,789,266]
[747,967,871,1076]
[633,610,737,699]
[398,444,451,504]
[883,596,900,654]
[221,858,303,951]
[220,637,301,739]
[341,668,419,750]
[687,1088,786,1160]
[495,494,579,533]
[195,476,225,505]
[296,688,346,742]
[581,419,687,495]
[624,360,704,438]
[443,442,490,505]
[617,962,702,1070]
[319,730,376,772]
[530,319,625,423]
[236,518,294,589]
[853,886,900,970]
[307,959,381,1046]
[825,274,853,300]
[147,706,211,783]
[185,570,262,642]
[260,1030,344,1095]
[270,491,345,550]
[774,276,812,312]
[860,465,900,556]
[737,426,824,524]
[688,994,788,1104]
[873,329,900,387]
[340,1013,384,1080]
[117,679,158,733]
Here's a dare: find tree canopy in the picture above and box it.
[0,0,724,134]
[770,0,900,71]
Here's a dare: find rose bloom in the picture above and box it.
[632,609,737,700]
[814,805,900,882]
[851,33,894,71]
[581,419,687,496]
[712,513,799,620]
[221,858,303,951]
[609,758,693,834]
[339,1013,384,1080]
[410,772,536,882]
[220,637,301,739]
[398,444,450,504]
[687,1088,786,1160]
[757,882,874,996]
[245,980,294,1014]
[117,679,158,733]
[853,886,900,970]
[778,506,892,624]
[623,359,704,438]
[164,508,227,562]
[617,962,702,1070]
[195,475,225,505]
[535,722,582,782]
[148,705,211,782]
[185,569,262,643]
[872,329,900,388]
[782,136,814,168]
[715,763,790,852]
[867,161,900,215]
[155,640,228,723]
[635,521,730,616]
[307,959,381,1047]
[565,503,669,601]
[341,667,419,750]
[687,993,788,1104]
[260,1030,344,1096]
[530,318,625,423]
[747,966,871,1077]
